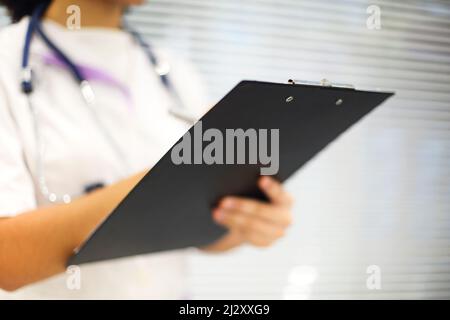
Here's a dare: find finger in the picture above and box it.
[219,197,292,227]
[213,208,285,239]
[244,231,281,248]
[258,176,293,207]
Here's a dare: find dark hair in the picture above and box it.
[0,0,51,22]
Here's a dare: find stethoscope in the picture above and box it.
[21,2,196,204]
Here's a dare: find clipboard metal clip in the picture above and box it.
[288,79,355,90]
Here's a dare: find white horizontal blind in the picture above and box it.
[125,0,450,299]
[1,0,449,299]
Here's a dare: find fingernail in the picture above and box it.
[221,198,235,209]
[260,176,271,188]
[213,209,225,222]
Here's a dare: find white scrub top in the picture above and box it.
[0,18,208,299]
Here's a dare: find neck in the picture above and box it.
[45,0,124,29]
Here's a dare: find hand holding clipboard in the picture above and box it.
[69,80,394,265]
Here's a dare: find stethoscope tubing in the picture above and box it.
[20,2,196,203]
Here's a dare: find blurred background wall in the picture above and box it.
[2,0,449,299]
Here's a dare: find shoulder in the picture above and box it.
[153,47,210,117]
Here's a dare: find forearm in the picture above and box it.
[0,170,146,291]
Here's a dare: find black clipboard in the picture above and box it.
[69,80,394,265]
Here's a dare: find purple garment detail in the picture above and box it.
[41,52,134,109]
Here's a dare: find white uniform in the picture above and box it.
[0,18,208,299]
